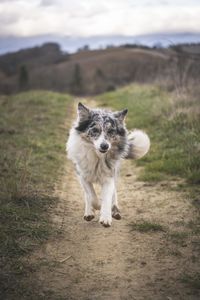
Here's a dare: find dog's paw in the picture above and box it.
[99,215,112,227]
[84,215,95,222]
[112,205,121,220]
[112,211,121,220]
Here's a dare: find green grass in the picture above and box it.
[98,84,200,296]
[0,90,72,299]
[1,84,199,298]
[167,231,189,247]
[129,220,165,233]
[180,272,200,290]
[96,84,200,185]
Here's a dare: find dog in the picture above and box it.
[66,102,150,227]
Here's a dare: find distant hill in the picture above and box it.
[0,42,200,95]
[1,32,200,55]
[0,43,69,76]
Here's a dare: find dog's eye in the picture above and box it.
[107,129,115,135]
[91,127,100,134]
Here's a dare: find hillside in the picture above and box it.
[0,42,200,95]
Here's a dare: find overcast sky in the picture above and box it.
[0,0,200,38]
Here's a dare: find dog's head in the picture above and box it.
[75,102,128,156]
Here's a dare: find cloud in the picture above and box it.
[0,0,200,37]
[0,0,20,2]
[40,0,55,6]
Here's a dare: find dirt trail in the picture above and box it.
[32,101,199,300]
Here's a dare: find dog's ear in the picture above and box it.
[77,102,90,121]
[113,109,128,122]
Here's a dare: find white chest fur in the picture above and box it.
[67,129,118,183]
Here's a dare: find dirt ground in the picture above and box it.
[30,101,199,300]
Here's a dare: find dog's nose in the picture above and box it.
[100,142,109,151]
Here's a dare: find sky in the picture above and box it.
[0,0,200,38]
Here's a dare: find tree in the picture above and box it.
[19,65,29,90]
[77,44,90,52]
[94,68,105,94]
[70,63,83,95]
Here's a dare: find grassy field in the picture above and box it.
[96,84,200,294]
[97,84,200,185]
[0,85,199,298]
[0,91,72,299]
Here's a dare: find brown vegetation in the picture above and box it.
[0,42,200,95]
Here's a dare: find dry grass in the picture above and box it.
[96,83,200,185]
[0,91,72,299]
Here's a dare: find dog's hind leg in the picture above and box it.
[79,176,98,221]
[112,189,121,220]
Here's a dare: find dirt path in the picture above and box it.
[31,101,199,300]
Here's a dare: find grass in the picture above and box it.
[96,84,200,185]
[129,220,165,233]
[167,231,189,247]
[97,88,200,196]
[0,90,72,299]
[97,84,200,284]
[180,273,200,291]
[1,84,199,298]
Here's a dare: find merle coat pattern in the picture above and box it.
[67,102,150,227]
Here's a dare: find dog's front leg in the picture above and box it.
[100,177,115,227]
[79,176,99,221]
[112,189,121,220]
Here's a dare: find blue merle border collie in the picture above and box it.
[67,102,150,227]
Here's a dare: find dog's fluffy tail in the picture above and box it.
[125,129,150,159]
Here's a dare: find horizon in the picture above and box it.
[1,31,200,55]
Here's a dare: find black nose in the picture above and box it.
[100,142,109,151]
